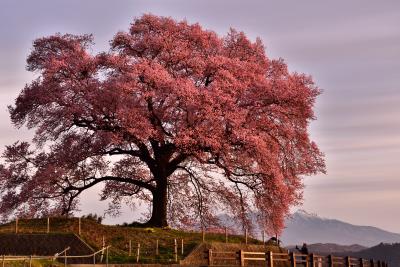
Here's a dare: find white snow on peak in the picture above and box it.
[294,209,323,220]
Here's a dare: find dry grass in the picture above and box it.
[0,218,269,264]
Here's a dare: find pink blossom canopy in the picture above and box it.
[0,14,325,232]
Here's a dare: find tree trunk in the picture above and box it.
[146,178,169,227]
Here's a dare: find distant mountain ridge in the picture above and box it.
[287,243,366,255]
[281,210,400,247]
[287,242,399,266]
[351,243,400,267]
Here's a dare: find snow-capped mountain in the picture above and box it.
[281,210,400,247]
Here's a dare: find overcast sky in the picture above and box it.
[1,0,400,232]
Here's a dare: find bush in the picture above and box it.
[81,214,103,224]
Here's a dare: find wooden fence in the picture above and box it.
[126,238,183,263]
[206,250,389,267]
[1,246,111,267]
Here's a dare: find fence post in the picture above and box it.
[2,255,4,267]
[15,218,18,234]
[345,256,350,267]
[202,229,205,242]
[78,217,81,235]
[29,255,32,267]
[208,249,213,266]
[262,231,265,244]
[370,259,375,267]
[359,258,364,267]
[225,227,228,243]
[64,249,67,267]
[328,255,333,267]
[174,239,178,262]
[129,240,132,256]
[136,243,140,263]
[100,236,105,262]
[267,251,273,267]
[47,217,50,233]
[156,239,159,256]
[93,252,96,266]
[239,250,244,267]
[181,238,184,255]
[290,252,296,267]
[106,246,109,267]
[245,229,248,244]
[310,253,314,267]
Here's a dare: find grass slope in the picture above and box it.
[0,218,278,264]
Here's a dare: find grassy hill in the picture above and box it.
[0,217,283,264]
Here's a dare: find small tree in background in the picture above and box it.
[0,14,325,232]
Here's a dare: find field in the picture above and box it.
[0,218,282,264]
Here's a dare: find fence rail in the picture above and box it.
[0,246,111,267]
[206,250,389,267]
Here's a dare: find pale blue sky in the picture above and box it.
[1,0,400,232]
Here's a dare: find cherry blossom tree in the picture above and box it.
[0,14,325,232]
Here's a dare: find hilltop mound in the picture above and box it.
[0,218,269,264]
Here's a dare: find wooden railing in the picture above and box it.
[206,250,389,267]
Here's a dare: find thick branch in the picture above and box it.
[104,148,142,157]
[146,98,172,138]
[63,175,155,194]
